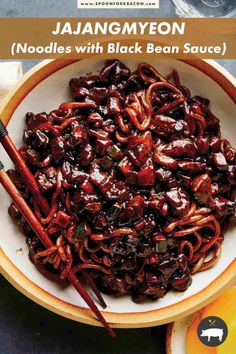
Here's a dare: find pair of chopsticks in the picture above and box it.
[0,119,115,337]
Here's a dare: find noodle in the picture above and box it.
[7,60,236,303]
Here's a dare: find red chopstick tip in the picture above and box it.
[68,272,116,337]
[108,327,116,338]
[82,270,107,309]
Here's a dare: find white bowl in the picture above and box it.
[0,58,235,328]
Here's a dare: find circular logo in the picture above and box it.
[197,316,228,347]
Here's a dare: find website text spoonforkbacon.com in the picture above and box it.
[6,19,232,58]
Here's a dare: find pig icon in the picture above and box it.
[200,328,224,342]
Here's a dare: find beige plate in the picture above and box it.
[166,314,196,354]
[0,58,235,328]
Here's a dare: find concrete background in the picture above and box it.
[0,1,235,353]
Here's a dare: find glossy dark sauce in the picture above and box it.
[8,60,236,302]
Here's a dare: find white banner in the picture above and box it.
[77,0,159,9]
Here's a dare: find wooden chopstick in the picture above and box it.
[0,120,50,214]
[82,270,107,309]
[0,163,114,337]
[0,163,54,249]
[0,118,107,310]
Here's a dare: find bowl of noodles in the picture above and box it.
[0,58,235,328]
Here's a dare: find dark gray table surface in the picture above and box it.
[0,1,235,354]
[0,276,166,354]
